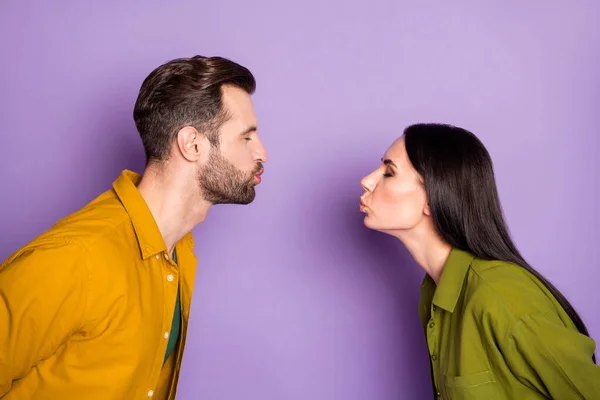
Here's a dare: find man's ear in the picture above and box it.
[175,126,208,162]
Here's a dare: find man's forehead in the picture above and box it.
[222,87,256,122]
[222,85,253,106]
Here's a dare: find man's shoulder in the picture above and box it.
[13,188,133,258]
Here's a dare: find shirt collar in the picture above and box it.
[432,248,476,313]
[112,169,168,260]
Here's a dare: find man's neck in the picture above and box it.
[136,165,210,253]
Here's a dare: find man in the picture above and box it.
[0,55,267,399]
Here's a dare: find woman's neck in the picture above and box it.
[394,226,452,285]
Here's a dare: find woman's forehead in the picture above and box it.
[384,136,408,162]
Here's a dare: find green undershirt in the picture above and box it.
[163,250,181,365]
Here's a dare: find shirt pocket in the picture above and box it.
[444,370,503,400]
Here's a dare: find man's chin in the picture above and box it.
[212,189,256,206]
[232,195,255,205]
[240,191,256,205]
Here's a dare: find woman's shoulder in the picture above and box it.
[469,257,531,284]
[464,258,558,321]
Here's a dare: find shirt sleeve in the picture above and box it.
[503,311,600,399]
[0,242,89,396]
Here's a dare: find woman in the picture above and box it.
[359,123,600,399]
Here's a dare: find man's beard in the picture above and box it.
[198,148,262,205]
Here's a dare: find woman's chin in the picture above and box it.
[362,214,378,230]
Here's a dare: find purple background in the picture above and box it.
[1,2,599,399]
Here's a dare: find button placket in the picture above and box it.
[427,306,441,396]
[159,250,178,282]
[161,249,178,345]
[145,251,178,400]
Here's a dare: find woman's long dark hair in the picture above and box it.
[404,123,596,364]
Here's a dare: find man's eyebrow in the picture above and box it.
[239,126,257,135]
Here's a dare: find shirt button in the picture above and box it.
[432,305,437,311]
[155,255,159,260]
[167,274,174,282]
[148,389,154,397]
[431,354,437,361]
[164,332,169,339]
[164,253,169,260]
[429,321,435,328]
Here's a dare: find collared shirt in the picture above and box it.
[419,248,600,399]
[0,170,197,400]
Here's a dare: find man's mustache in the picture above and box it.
[252,163,263,174]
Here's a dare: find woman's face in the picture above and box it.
[360,136,429,233]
